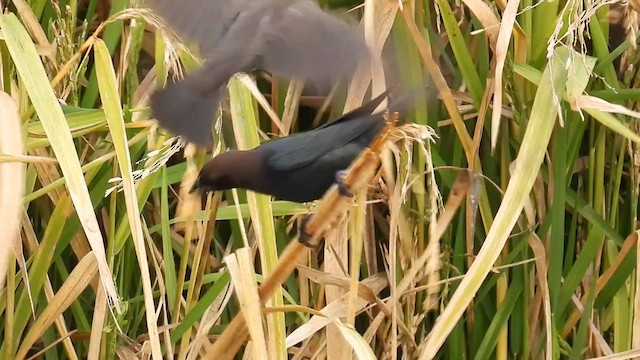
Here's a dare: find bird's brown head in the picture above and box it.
[190,150,261,194]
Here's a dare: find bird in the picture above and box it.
[147,0,370,146]
[190,89,401,203]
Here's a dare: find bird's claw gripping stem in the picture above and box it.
[298,215,316,248]
[335,170,353,198]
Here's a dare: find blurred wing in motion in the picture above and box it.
[147,0,260,55]
[147,0,370,146]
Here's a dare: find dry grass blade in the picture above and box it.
[24,330,78,360]
[400,7,474,159]
[490,0,521,150]
[236,73,286,134]
[575,95,640,118]
[344,0,398,110]
[281,78,304,135]
[0,92,24,292]
[10,0,54,59]
[15,252,99,360]
[0,154,56,163]
[527,234,552,359]
[396,170,469,295]
[588,349,640,360]
[264,305,377,360]
[225,248,268,360]
[285,273,388,348]
[458,0,500,45]
[296,266,381,304]
[296,264,416,339]
[563,231,638,337]
[87,286,107,360]
[333,320,376,360]
[186,280,234,360]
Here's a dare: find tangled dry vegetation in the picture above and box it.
[1,0,640,359]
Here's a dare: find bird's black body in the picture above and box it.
[148,0,370,146]
[255,108,386,202]
[191,90,393,203]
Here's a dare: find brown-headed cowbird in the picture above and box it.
[148,0,370,146]
[190,89,397,203]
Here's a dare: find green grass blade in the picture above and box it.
[94,39,162,358]
[0,12,120,312]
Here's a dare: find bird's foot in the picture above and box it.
[298,215,315,248]
[335,170,354,198]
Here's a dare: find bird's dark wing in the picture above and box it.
[150,56,248,146]
[265,115,382,171]
[147,0,263,55]
[266,89,393,171]
[266,85,424,170]
[255,0,369,90]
